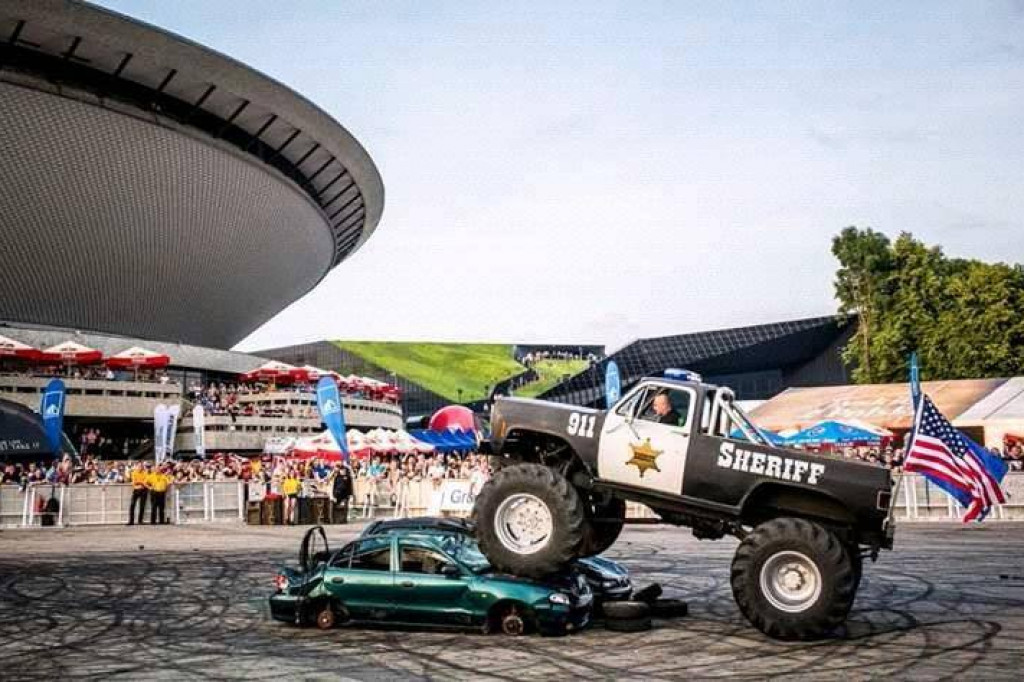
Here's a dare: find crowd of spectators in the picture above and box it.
[187,379,398,419]
[794,441,1024,472]
[1,450,490,489]
[2,364,172,383]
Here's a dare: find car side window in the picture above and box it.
[399,545,454,575]
[329,543,356,567]
[349,537,391,572]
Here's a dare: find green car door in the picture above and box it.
[391,539,476,626]
[325,536,394,622]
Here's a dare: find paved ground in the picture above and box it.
[1,522,1023,680]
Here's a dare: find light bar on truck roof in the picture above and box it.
[663,368,702,382]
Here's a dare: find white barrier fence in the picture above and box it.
[2,473,1024,528]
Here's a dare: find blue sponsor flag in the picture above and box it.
[316,376,349,463]
[909,351,921,406]
[605,361,621,408]
[40,378,66,453]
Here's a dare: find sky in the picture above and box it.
[95,1,1024,353]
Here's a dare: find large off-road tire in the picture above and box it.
[579,496,626,557]
[730,517,856,641]
[472,463,585,577]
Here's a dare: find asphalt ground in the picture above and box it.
[1,522,1023,680]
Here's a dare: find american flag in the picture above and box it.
[905,394,1008,522]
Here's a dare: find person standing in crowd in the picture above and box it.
[128,462,150,525]
[282,468,301,525]
[330,463,353,524]
[148,464,172,525]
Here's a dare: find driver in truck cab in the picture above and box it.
[651,392,681,426]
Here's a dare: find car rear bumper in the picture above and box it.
[268,592,302,624]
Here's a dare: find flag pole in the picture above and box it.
[886,352,919,529]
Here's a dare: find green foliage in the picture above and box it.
[832,228,1024,383]
[332,341,524,402]
[514,359,590,398]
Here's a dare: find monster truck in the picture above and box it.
[471,371,896,640]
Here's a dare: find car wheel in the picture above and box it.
[315,604,335,630]
[491,603,529,636]
[730,517,856,641]
[472,463,585,578]
[605,614,652,632]
[650,598,689,618]
[601,600,650,621]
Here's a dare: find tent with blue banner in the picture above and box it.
[783,420,884,448]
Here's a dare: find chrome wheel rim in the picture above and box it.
[759,550,822,613]
[494,493,553,554]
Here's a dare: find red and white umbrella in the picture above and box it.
[39,341,103,365]
[0,334,41,361]
[106,346,171,369]
[300,365,338,382]
[240,360,297,384]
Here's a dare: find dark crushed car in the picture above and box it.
[361,517,633,605]
[269,525,593,636]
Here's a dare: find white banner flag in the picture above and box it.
[153,404,168,463]
[165,404,180,461]
[192,404,206,457]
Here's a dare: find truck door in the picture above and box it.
[597,382,696,496]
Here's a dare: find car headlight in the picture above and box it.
[548,593,571,605]
[602,580,619,589]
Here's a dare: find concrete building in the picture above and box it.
[0,0,384,349]
[0,1,395,456]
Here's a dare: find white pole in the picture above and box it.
[175,487,181,525]
[21,485,29,527]
[237,481,244,522]
[58,486,65,527]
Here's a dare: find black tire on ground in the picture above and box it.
[601,600,651,620]
[650,598,689,619]
[579,496,627,557]
[632,582,663,604]
[471,463,585,577]
[604,615,653,632]
[848,546,864,593]
[730,517,856,641]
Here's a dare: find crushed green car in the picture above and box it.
[269,526,593,636]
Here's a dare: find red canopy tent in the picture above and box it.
[106,346,171,369]
[240,360,298,385]
[39,341,103,366]
[0,334,41,361]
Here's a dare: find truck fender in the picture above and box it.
[739,482,855,527]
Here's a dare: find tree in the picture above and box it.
[832,228,1024,383]
[831,227,893,383]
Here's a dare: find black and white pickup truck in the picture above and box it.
[471,373,896,640]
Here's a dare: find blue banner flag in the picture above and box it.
[316,376,349,463]
[39,378,66,453]
[605,361,621,408]
[909,351,921,406]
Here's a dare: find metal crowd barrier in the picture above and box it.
[2,473,1024,528]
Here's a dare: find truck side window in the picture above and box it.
[614,388,647,418]
[640,388,692,427]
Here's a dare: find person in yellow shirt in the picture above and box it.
[128,462,150,525]
[148,466,172,525]
[282,469,301,525]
